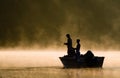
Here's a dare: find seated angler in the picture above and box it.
[75,39,81,60]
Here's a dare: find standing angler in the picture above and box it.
[64,34,74,56]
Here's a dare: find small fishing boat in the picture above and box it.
[59,51,105,68]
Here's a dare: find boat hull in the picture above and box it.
[59,56,105,68]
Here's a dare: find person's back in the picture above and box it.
[84,50,94,62]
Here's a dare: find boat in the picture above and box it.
[59,51,105,68]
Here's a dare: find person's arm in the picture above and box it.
[64,43,68,45]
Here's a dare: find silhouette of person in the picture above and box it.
[84,50,94,62]
[64,34,73,56]
[75,39,81,60]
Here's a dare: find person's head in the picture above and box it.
[76,39,80,43]
[66,34,70,38]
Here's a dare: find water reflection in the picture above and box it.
[62,68,104,78]
[0,67,120,78]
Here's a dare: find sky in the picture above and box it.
[0,0,120,50]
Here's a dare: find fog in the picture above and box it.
[0,50,63,68]
[0,50,120,68]
[0,0,120,50]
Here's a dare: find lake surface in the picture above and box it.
[0,67,120,78]
[0,50,120,78]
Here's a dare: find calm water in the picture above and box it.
[0,50,120,78]
[0,67,120,78]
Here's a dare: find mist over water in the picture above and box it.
[0,0,120,50]
[0,50,120,78]
[0,50,62,68]
[0,50,120,68]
